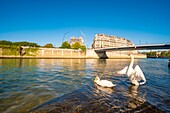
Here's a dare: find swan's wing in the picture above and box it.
[101,80,116,87]
[117,66,128,75]
[98,80,116,87]
[134,65,146,85]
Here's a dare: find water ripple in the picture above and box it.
[0,59,169,112]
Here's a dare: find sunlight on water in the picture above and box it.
[0,58,170,112]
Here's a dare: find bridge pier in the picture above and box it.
[95,51,108,59]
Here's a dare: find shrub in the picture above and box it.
[60,41,71,49]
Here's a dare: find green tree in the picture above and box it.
[44,43,54,48]
[71,42,86,51]
[161,51,170,57]
[71,42,81,49]
[146,52,156,57]
[60,41,71,49]
[80,45,86,51]
[0,40,40,47]
[0,40,12,45]
[13,41,40,47]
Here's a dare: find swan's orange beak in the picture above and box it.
[94,77,96,82]
[94,76,98,83]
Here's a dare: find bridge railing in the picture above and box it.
[94,43,170,52]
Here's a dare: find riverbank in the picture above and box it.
[0,48,147,59]
[0,56,88,59]
[147,56,170,59]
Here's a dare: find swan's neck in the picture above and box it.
[127,55,134,76]
[129,56,134,69]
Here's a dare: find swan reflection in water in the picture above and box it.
[94,82,144,100]
[94,83,115,94]
[127,85,146,109]
[94,82,146,111]
[128,85,139,97]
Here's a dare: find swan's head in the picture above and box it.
[94,76,100,83]
[129,54,134,58]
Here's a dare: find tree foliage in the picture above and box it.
[60,41,71,49]
[146,51,170,58]
[71,42,86,51]
[0,40,40,47]
[44,43,54,48]
[161,51,170,57]
[0,45,38,56]
[0,40,12,45]
[71,42,81,49]
[13,41,39,47]
[80,45,86,51]
[146,52,156,57]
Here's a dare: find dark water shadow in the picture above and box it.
[29,85,162,113]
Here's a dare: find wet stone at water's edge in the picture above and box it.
[29,85,162,113]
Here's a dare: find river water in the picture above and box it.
[0,58,170,112]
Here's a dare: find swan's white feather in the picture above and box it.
[94,77,116,88]
[117,54,146,85]
[117,66,128,75]
[134,65,146,85]
[96,80,114,87]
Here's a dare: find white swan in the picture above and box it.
[117,54,146,85]
[94,76,116,88]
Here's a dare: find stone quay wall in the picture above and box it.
[87,49,146,59]
[37,48,86,58]
[0,48,146,59]
[36,48,146,59]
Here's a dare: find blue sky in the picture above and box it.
[0,0,170,47]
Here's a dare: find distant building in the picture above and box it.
[92,34,134,49]
[70,36,84,46]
